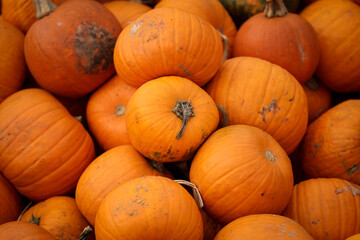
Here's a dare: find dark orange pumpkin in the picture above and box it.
[113,7,223,88]
[24,0,122,98]
[86,75,137,151]
[0,88,95,201]
[0,221,56,240]
[190,125,294,225]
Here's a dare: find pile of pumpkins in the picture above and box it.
[0,0,359,239]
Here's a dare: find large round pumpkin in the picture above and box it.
[205,56,308,154]
[0,18,26,103]
[189,125,294,225]
[0,88,95,201]
[283,178,360,240]
[300,0,360,92]
[301,99,360,184]
[24,0,122,98]
[113,7,223,88]
[19,196,92,240]
[75,145,166,226]
[0,221,56,240]
[95,176,203,239]
[214,214,313,240]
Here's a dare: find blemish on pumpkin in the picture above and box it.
[289,97,295,102]
[335,181,360,196]
[178,64,191,76]
[297,33,307,62]
[115,105,126,116]
[153,151,162,159]
[56,21,62,26]
[314,143,319,148]
[260,192,264,196]
[73,21,116,74]
[347,165,360,176]
[258,99,280,123]
[265,150,276,162]
[130,22,143,36]
[146,33,158,42]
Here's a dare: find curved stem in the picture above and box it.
[33,0,58,19]
[172,100,195,139]
[17,201,33,221]
[78,226,93,240]
[264,0,288,18]
[174,180,204,208]
[217,105,229,128]
[217,30,229,62]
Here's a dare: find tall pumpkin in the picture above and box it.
[232,0,320,84]
[0,88,95,201]
[125,76,219,162]
[95,176,204,240]
[283,178,360,240]
[301,99,360,184]
[300,0,360,92]
[205,56,308,154]
[190,125,294,225]
[24,0,122,98]
[113,7,223,88]
[0,221,56,240]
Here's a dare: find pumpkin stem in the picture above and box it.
[217,30,229,62]
[217,105,229,128]
[265,150,276,162]
[33,0,58,19]
[147,159,166,174]
[264,0,288,18]
[78,226,93,240]
[174,180,204,208]
[115,105,126,116]
[172,100,195,139]
[17,201,33,221]
[305,77,320,91]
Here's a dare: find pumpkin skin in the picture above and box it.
[19,196,93,240]
[301,77,331,123]
[201,209,222,240]
[113,7,223,88]
[232,8,321,84]
[0,88,95,201]
[346,234,360,240]
[283,178,360,240]
[0,221,56,240]
[0,18,26,103]
[300,0,360,92]
[301,99,360,184]
[24,0,122,98]
[214,214,313,240]
[95,176,204,240]
[104,1,152,29]
[155,0,237,57]
[0,172,24,225]
[86,75,137,151]
[205,57,308,154]
[75,145,166,226]
[125,76,219,162]
[189,125,294,225]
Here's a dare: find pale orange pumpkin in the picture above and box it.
[0,221,56,240]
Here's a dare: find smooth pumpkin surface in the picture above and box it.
[0,88,95,201]
[86,75,137,151]
[190,125,294,225]
[125,76,219,162]
[300,0,360,92]
[0,18,26,103]
[283,178,360,240]
[24,0,122,98]
[214,214,313,240]
[19,196,92,240]
[113,7,223,88]
[0,221,56,240]
[205,57,308,154]
[301,99,360,184]
[95,176,203,240]
[75,145,165,226]
[346,234,360,240]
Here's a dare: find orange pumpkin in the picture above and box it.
[113,7,223,88]
[233,0,320,84]
[346,234,360,240]
[86,75,137,151]
[283,178,360,240]
[125,76,219,162]
[302,77,332,123]
[75,145,166,226]
[301,99,360,185]
[190,125,294,225]
[0,172,23,225]
[24,0,122,98]
[0,88,95,201]
[0,221,56,240]
[214,214,313,240]
[104,1,152,29]
[19,196,93,240]
[0,18,26,103]
[205,57,308,154]
[300,0,360,92]
[95,176,204,239]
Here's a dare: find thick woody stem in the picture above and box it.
[33,0,58,19]
[217,30,229,62]
[172,100,195,139]
[78,226,93,240]
[264,0,288,18]
[175,180,204,208]
[217,105,229,128]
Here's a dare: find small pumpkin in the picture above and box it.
[283,178,360,240]
[113,7,223,88]
[95,176,204,239]
[125,76,219,162]
[19,196,93,240]
[0,88,95,201]
[0,221,56,240]
[214,214,313,240]
[301,99,360,185]
[189,125,294,225]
